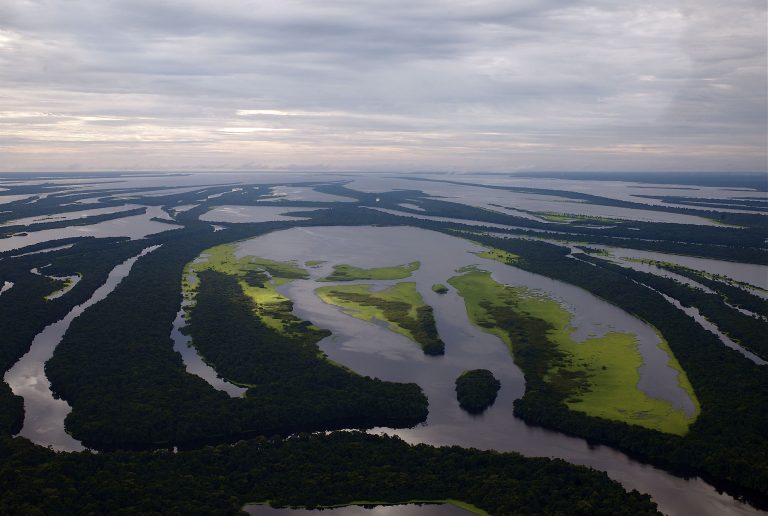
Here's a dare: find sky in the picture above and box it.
[0,0,766,173]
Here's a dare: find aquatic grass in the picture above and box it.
[318,261,420,281]
[448,270,698,435]
[316,282,444,355]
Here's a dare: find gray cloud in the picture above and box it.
[0,0,765,172]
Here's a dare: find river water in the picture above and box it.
[3,245,160,452]
[227,225,758,516]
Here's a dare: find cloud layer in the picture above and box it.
[0,0,765,172]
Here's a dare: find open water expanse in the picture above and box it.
[2,172,766,515]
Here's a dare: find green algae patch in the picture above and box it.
[316,282,445,355]
[448,269,697,435]
[184,244,314,334]
[319,261,420,281]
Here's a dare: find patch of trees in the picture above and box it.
[577,255,768,360]
[455,369,501,414]
[43,222,427,449]
[188,268,428,423]
[457,233,768,504]
[0,237,154,436]
[655,263,768,316]
[432,283,449,294]
[633,195,768,212]
[0,207,148,238]
[398,176,768,228]
[324,288,445,355]
[0,432,661,515]
[302,195,768,265]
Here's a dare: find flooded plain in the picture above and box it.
[0,206,180,253]
[226,225,756,516]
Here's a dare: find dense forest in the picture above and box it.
[1,173,766,513]
[0,432,660,515]
[455,369,501,414]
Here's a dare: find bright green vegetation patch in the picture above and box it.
[316,282,445,355]
[305,260,325,267]
[185,244,312,334]
[432,283,449,294]
[44,274,81,300]
[473,248,520,265]
[455,369,501,414]
[448,270,698,435]
[319,260,420,281]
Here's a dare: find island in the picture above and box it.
[455,369,501,414]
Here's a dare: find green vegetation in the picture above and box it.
[305,259,325,267]
[43,274,80,300]
[187,268,427,425]
[536,212,617,224]
[449,270,696,434]
[432,283,449,294]
[319,260,420,281]
[317,282,445,355]
[473,247,520,265]
[455,369,501,414]
[3,175,767,510]
[447,232,768,498]
[0,432,660,515]
[186,244,311,333]
[604,258,768,360]
[651,261,768,316]
[44,224,428,449]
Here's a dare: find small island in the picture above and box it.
[319,261,420,281]
[455,369,501,414]
[432,283,449,294]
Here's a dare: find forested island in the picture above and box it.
[455,369,501,413]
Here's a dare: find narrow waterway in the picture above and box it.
[171,271,248,397]
[3,245,160,451]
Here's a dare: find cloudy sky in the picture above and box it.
[0,0,765,173]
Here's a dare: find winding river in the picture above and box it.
[228,225,759,516]
[4,245,160,452]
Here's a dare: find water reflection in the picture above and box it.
[3,245,160,452]
[227,226,756,516]
[244,503,471,515]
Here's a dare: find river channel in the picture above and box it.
[4,245,160,452]
[227,225,758,516]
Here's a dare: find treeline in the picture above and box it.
[398,176,768,228]
[188,269,428,424]
[577,255,767,360]
[43,221,427,449]
[307,185,768,264]
[0,207,147,237]
[0,432,660,515]
[459,232,768,502]
[320,287,445,355]
[0,237,154,435]
[655,263,768,315]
